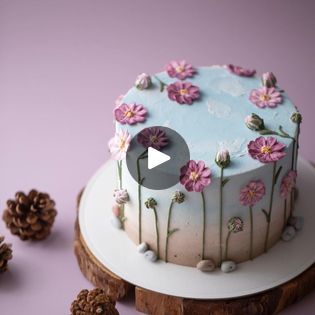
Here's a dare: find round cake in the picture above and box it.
[108,62,302,271]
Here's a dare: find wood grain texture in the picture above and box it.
[135,269,315,315]
[75,189,315,315]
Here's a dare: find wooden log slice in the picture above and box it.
[135,266,315,315]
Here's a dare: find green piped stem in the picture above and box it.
[117,160,124,229]
[120,204,125,222]
[290,138,296,214]
[117,160,123,189]
[224,231,231,260]
[249,206,253,260]
[137,150,148,244]
[137,157,142,244]
[259,126,295,141]
[201,191,206,260]
[165,201,174,263]
[294,123,301,171]
[291,139,296,171]
[290,192,294,218]
[290,122,300,217]
[290,190,295,217]
[152,207,160,259]
[264,161,277,253]
[154,75,167,92]
[219,167,224,264]
[283,199,287,231]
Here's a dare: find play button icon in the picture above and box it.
[126,126,190,190]
[148,147,170,170]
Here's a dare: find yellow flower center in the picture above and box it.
[179,88,188,95]
[259,94,270,102]
[149,135,158,144]
[175,66,184,73]
[247,190,255,199]
[189,171,199,182]
[124,110,134,118]
[119,139,126,150]
[260,145,272,154]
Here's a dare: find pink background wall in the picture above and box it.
[0,1,314,314]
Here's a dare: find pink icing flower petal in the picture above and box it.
[185,181,194,192]
[180,160,211,193]
[280,170,297,198]
[114,103,147,125]
[108,129,131,161]
[137,127,169,150]
[247,136,286,163]
[167,81,200,105]
[249,87,283,109]
[227,64,256,77]
[240,180,266,206]
[166,60,196,80]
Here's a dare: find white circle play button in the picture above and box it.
[126,126,190,190]
[148,147,171,170]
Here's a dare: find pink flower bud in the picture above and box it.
[261,72,277,88]
[245,113,265,131]
[215,149,231,168]
[135,73,152,90]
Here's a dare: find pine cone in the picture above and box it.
[0,236,13,274]
[70,288,119,315]
[3,190,57,241]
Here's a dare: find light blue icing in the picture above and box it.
[117,66,297,178]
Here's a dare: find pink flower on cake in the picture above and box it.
[108,129,131,160]
[247,136,286,163]
[227,64,256,77]
[240,180,266,206]
[114,103,147,125]
[166,60,196,80]
[167,82,200,105]
[137,127,168,150]
[180,160,211,192]
[249,87,282,108]
[280,170,297,199]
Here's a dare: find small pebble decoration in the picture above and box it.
[288,216,304,231]
[137,242,149,254]
[281,226,296,241]
[144,250,157,262]
[196,259,216,272]
[221,261,236,273]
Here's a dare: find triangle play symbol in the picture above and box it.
[148,147,171,170]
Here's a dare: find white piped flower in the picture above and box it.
[113,189,129,205]
[108,129,131,160]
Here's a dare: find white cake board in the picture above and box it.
[79,158,315,300]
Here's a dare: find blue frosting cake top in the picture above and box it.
[116,65,297,177]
